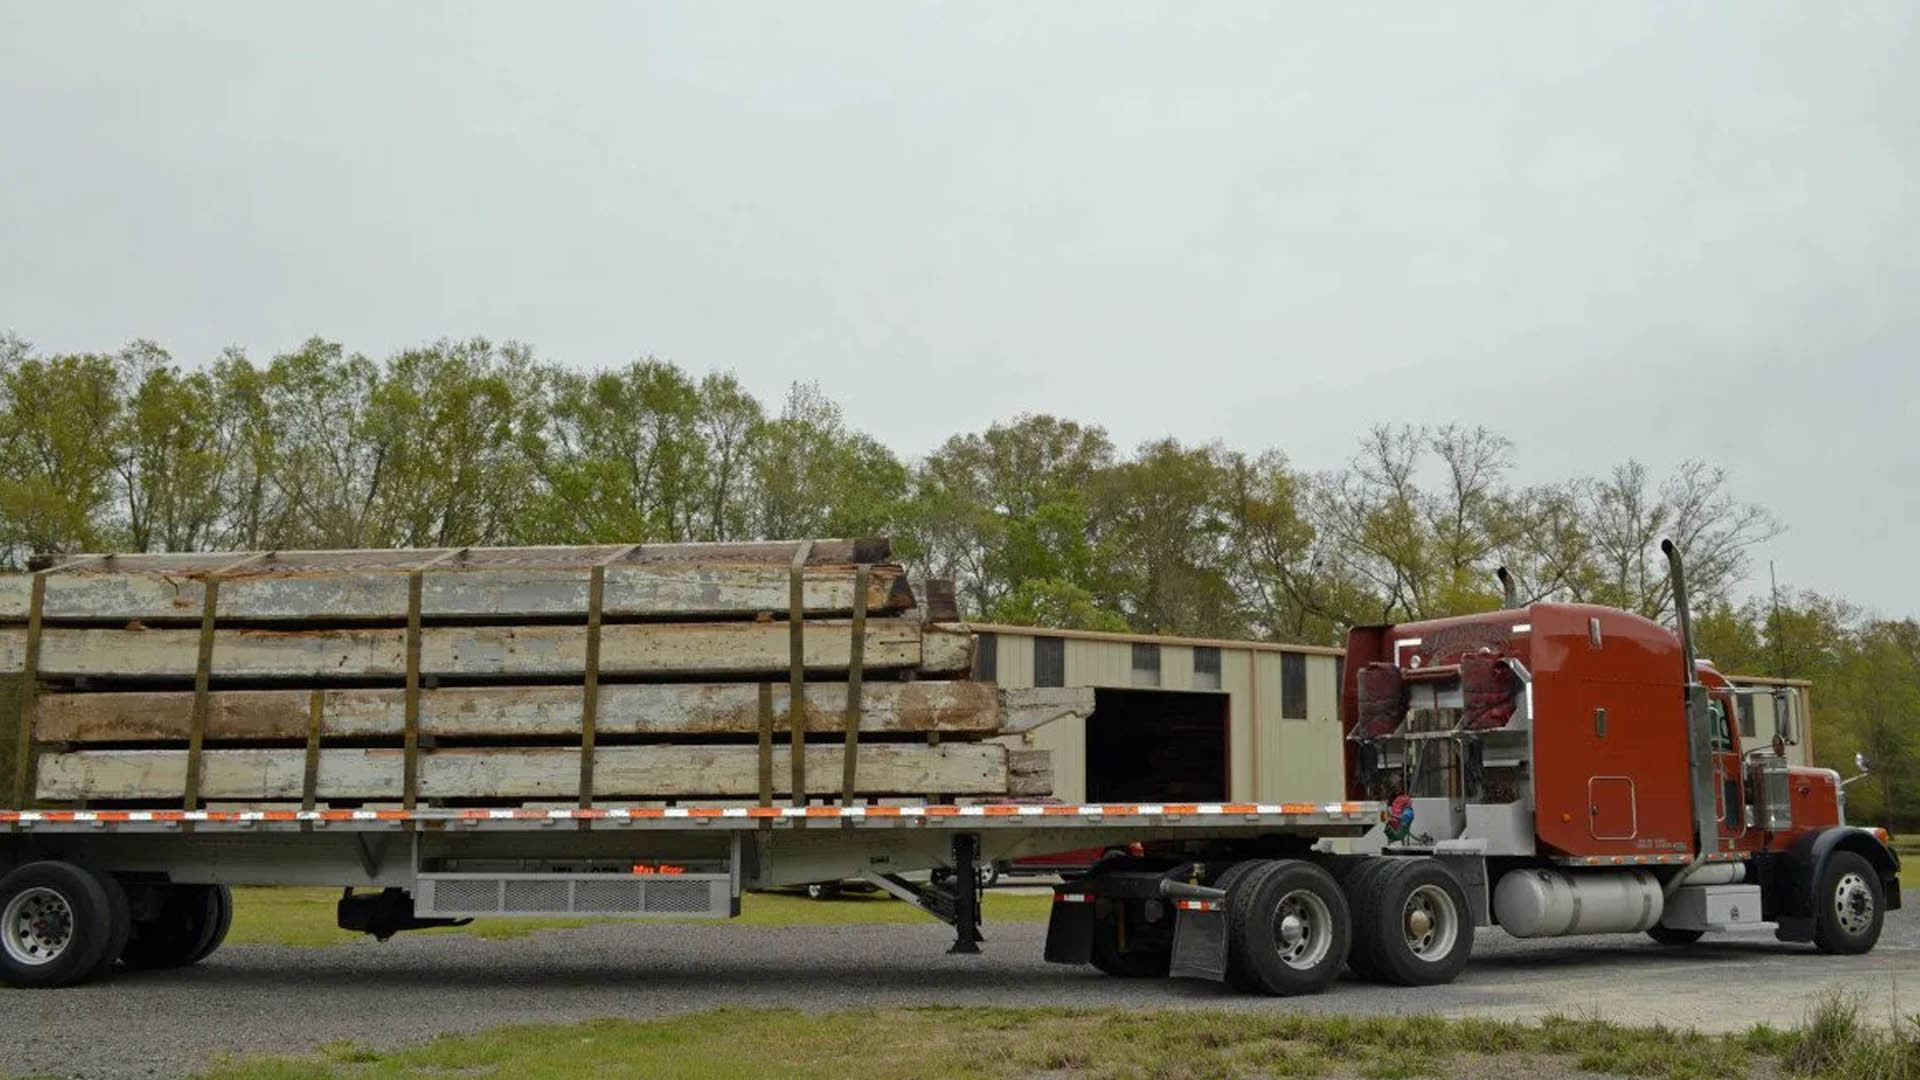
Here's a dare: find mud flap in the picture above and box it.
[1168,903,1228,981]
[1043,892,1095,964]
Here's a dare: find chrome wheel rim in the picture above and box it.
[1271,889,1334,970]
[3,887,76,967]
[1835,872,1875,935]
[1403,883,1459,962]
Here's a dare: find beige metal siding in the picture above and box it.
[998,634,1035,690]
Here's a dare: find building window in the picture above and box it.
[973,632,998,682]
[1281,652,1307,719]
[1193,646,1221,690]
[1034,636,1065,688]
[1131,643,1161,687]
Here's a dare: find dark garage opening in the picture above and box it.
[1084,688,1230,803]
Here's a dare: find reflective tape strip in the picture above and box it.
[1,801,1386,827]
[1175,899,1221,912]
[1055,893,1093,904]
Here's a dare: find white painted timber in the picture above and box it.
[33,680,1018,741]
[34,743,1045,800]
[0,620,973,680]
[0,563,910,623]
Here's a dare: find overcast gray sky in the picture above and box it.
[3,3,1916,615]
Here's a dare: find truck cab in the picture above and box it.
[1337,543,1898,953]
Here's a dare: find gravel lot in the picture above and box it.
[4,905,1914,1079]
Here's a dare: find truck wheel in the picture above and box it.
[1211,860,1273,991]
[1339,858,1393,981]
[804,883,843,901]
[120,884,225,970]
[0,860,119,988]
[191,885,234,963]
[1812,851,1884,955]
[1646,925,1705,947]
[1354,859,1472,986]
[1226,859,1350,996]
[87,870,133,977]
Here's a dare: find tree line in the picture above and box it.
[1,333,1913,826]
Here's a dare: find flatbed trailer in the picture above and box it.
[0,798,1397,992]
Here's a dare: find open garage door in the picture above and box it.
[1084,688,1229,803]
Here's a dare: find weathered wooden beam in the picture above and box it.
[0,620,974,681]
[34,742,1037,801]
[995,687,1099,734]
[34,680,1007,742]
[0,562,912,624]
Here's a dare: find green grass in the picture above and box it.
[226,885,1053,947]
[191,992,1920,1080]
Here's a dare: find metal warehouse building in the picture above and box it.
[967,624,1350,806]
[967,624,1816,808]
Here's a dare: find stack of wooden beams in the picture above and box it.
[2,541,1067,807]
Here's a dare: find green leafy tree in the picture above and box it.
[906,414,1113,618]
[115,342,227,552]
[0,339,123,561]
[1089,439,1242,637]
[748,382,906,540]
[360,339,542,548]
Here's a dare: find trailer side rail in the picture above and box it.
[0,800,1381,834]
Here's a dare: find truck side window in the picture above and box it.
[1709,699,1732,751]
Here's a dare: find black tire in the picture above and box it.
[1646,925,1705,947]
[1812,850,1884,955]
[120,884,223,970]
[978,863,1000,890]
[1354,859,1473,987]
[1339,858,1393,981]
[1226,859,1351,996]
[1211,860,1274,992]
[804,882,843,901]
[191,885,233,962]
[0,860,118,988]
[86,870,133,978]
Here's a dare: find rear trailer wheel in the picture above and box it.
[120,884,224,970]
[0,861,119,988]
[1813,851,1884,955]
[192,885,233,963]
[1227,859,1350,996]
[87,870,133,978]
[1211,860,1275,991]
[1646,925,1705,947]
[1339,858,1393,980]
[1353,859,1472,987]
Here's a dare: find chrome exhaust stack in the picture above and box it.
[1662,538,1720,865]
[1496,567,1520,610]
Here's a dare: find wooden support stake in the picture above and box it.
[841,563,869,806]
[402,572,424,810]
[10,572,45,809]
[301,689,323,813]
[578,558,615,809]
[401,549,463,811]
[182,578,222,811]
[787,542,811,808]
[756,682,774,809]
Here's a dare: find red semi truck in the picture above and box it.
[0,541,1899,992]
[1038,540,1898,992]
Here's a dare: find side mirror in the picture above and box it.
[1772,688,1798,745]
